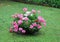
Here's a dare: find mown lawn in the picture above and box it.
[0,1,60,42]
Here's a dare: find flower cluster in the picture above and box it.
[10,8,46,34]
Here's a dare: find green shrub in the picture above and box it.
[10,8,46,34]
[12,0,60,8]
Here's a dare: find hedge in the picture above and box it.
[12,0,60,8]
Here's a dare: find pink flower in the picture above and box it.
[13,24,18,32]
[17,14,23,20]
[32,23,37,27]
[13,22,18,32]
[19,28,23,31]
[30,25,34,29]
[38,16,46,23]
[23,17,29,21]
[22,30,26,33]
[14,24,18,28]
[32,9,36,14]
[14,29,18,32]
[18,20,23,25]
[43,22,46,26]
[13,23,18,32]
[37,24,42,29]
[12,21,17,25]
[37,10,41,14]
[23,8,27,12]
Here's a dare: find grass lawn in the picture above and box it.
[0,1,60,42]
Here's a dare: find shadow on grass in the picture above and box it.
[11,30,45,37]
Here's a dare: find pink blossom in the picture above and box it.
[43,22,46,26]
[13,24,18,29]
[23,8,27,12]
[32,23,37,27]
[12,21,17,25]
[14,29,18,32]
[38,16,46,23]
[37,24,42,29]
[23,17,29,21]
[17,14,23,20]
[37,10,41,14]
[19,28,23,31]
[18,20,23,25]
[32,9,36,14]
[30,25,34,29]
[13,22,18,32]
[13,25,18,32]
[22,30,26,33]
[13,24,18,32]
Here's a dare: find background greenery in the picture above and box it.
[0,0,60,8]
[11,0,60,8]
[0,1,60,42]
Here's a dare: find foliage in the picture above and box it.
[14,0,60,8]
[9,8,46,34]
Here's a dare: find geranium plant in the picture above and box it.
[9,8,46,34]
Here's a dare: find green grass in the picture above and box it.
[0,1,60,42]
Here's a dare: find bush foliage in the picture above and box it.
[13,0,60,8]
[9,8,46,34]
